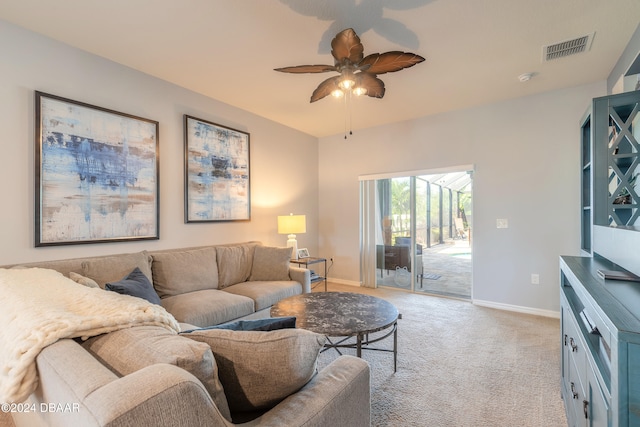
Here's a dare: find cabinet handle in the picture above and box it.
[570,382,579,399]
[583,400,589,419]
[570,337,578,352]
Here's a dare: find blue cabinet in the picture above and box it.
[560,256,640,426]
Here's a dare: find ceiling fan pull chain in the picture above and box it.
[344,90,348,139]
[349,90,353,137]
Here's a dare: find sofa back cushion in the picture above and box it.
[82,325,231,421]
[217,244,257,288]
[151,247,218,298]
[249,246,292,281]
[81,251,153,289]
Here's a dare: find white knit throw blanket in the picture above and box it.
[0,267,180,403]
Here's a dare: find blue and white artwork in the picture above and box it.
[37,93,159,245]
[185,116,250,222]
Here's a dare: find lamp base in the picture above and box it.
[286,234,298,260]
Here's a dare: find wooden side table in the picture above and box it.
[290,256,327,291]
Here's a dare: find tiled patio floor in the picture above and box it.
[376,238,472,299]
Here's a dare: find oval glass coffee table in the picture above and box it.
[271,292,400,371]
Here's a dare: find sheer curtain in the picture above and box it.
[359,180,379,288]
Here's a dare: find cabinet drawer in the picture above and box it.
[563,306,587,383]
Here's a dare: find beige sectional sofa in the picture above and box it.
[9,241,309,328]
[3,241,372,426]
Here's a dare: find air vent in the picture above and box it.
[543,33,594,61]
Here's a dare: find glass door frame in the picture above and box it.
[359,164,474,292]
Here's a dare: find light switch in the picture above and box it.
[496,218,508,229]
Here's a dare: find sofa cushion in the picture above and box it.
[82,325,231,421]
[81,251,153,289]
[105,267,161,305]
[248,246,292,281]
[161,289,255,327]
[217,245,255,288]
[151,246,218,298]
[223,281,302,311]
[184,328,325,413]
[69,272,100,288]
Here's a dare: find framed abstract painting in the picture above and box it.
[35,91,160,246]
[184,115,250,222]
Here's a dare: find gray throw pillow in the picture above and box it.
[105,267,161,305]
[180,316,297,333]
[185,328,325,413]
[249,246,292,281]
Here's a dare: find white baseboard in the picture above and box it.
[473,299,560,319]
[326,278,361,287]
[325,280,560,318]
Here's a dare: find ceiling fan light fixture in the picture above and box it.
[352,86,368,96]
[331,88,344,98]
[274,28,425,137]
[338,69,356,91]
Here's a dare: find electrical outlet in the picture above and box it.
[531,274,540,285]
[496,218,508,229]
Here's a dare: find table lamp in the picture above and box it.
[277,214,306,259]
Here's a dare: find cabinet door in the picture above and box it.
[562,303,587,426]
[585,363,611,426]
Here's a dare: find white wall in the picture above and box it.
[318,81,606,313]
[0,20,319,264]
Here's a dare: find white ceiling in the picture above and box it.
[1,0,640,137]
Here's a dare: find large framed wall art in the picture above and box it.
[184,115,250,222]
[35,92,160,246]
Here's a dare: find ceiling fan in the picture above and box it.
[275,28,425,103]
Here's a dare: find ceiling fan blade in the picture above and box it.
[311,76,341,103]
[359,51,425,74]
[356,73,385,99]
[331,28,364,64]
[274,64,337,73]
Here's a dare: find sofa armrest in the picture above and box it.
[17,339,232,427]
[86,364,232,427]
[244,355,370,427]
[289,267,311,293]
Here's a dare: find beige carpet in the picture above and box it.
[315,283,567,427]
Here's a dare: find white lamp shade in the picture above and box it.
[277,215,306,234]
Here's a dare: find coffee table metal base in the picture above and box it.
[271,292,400,372]
[324,320,398,372]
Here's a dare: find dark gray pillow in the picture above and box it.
[180,316,296,334]
[106,267,161,305]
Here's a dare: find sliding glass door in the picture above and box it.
[360,167,473,298]
[370,176,420,291]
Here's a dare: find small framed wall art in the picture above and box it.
[184,115,250,222]
[35,91,160,246]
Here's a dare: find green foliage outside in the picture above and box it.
[386,176,472,245]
